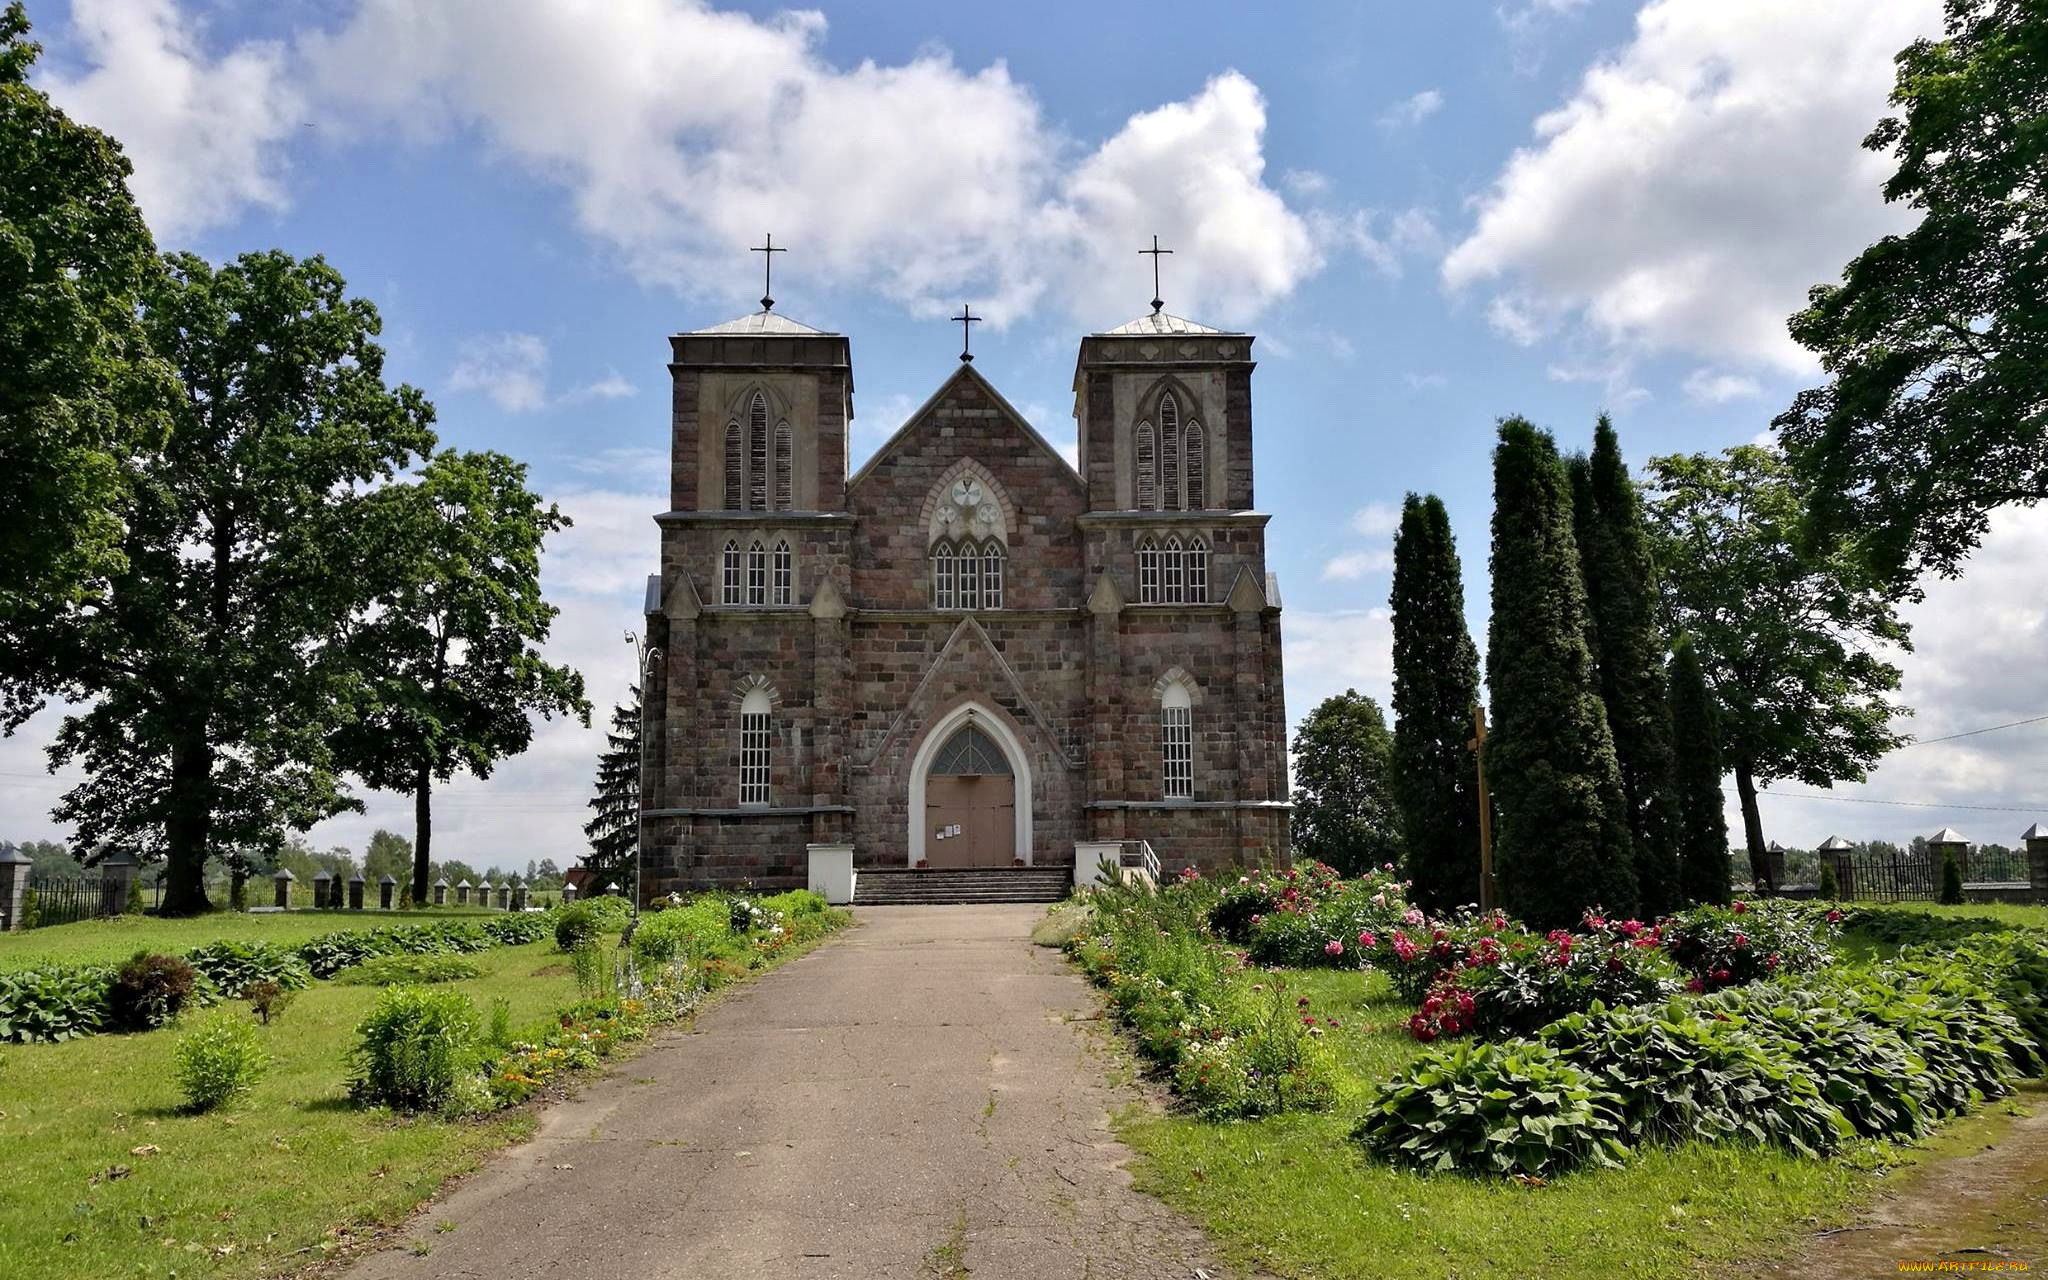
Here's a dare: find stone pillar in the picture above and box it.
[348,872,365,910]
[809,582,849,846]
[0,845,30,931]
[561,882,579,903]
[495,881,511,910]
[99,851,138,916]
[1084,570,1125,843]
[432,877,449,906]
[2024,824,2047,904]
[510,878,527,911]
[1763,841,1789,895]
[1929,828,1970,884]
[1818,835,1855,899]
[311,869,333,910]
[378,874,396,909]
[454,880,470,905]
[273,867,295,909]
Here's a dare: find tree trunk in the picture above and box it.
[412,765,433,906]
[161,731,216,916]
[1732,758,1771,893]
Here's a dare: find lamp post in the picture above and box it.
[624,629,662,931]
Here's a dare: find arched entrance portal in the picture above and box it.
[907,704,1032,868]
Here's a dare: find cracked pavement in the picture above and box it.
[342,905,1234,1279]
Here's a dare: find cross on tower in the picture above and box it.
[750,233,786,312]
[1140,234,1174,315]
[952,304,982,363]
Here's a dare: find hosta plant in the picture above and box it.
[0,964,113,1043]
[1695,985,1934,1139]
[184,941,311,998]
[1355,1039,1628,1178]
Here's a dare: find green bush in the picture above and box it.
[481,910,555,945]
[1172,982,1340,1119]
[174,1013,268,1111]
[759,889,828,917]
[1939,850,1965,905]
[348,985,482,1111]
[555,902,607,952]
[1817,860,1839,898]
[630,897,731,967]
[1660,901,1836,990]
[108,951,206,1031]
[0,964,113,1043]
[184,941,311,998]
[1355,1040,1628,1177]
[336,954,482,985]
[1841,907,2011,952]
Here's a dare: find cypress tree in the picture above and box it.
[1389,493,1483,910]
[1486,418,1635,928]
[1668,635,1732,905]
[1569,418,1683,915]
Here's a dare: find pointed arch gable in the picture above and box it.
[847,363,1087,497]
[918,456,1017,545]
[906,699,1034,867]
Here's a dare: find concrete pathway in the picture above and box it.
[345,905,1232,1280]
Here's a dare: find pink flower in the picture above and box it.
[1403,908,1426,927]
[1324,939,1345,957]
[1384,862,1396,873]
[1686,977,1705,994]
[1733,933,1749,949]
[1358,931,1377,948]
[1732,901,1748,915]
[1249,913,1263,926]
[1372,893,1387,907]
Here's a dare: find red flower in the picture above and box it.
[1733,933,1749,949]
[1686,977,1705,994]
[1732,901,1748,915]
[1358,930,1377,948]
[1826,909,1843,924]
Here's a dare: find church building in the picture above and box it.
[636,287,1290,901]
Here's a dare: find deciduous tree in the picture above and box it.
[1290,690,1401,877]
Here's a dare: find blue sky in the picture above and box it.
[6,0,2045,866]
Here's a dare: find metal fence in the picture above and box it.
[1830,845,2034,901]
[23,874,108,927]
[1965,845,2032,885]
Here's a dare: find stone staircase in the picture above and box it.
[853,866,1072,906]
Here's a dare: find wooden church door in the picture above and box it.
[924,724,1015,868]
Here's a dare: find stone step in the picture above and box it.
[853,868,1072,906]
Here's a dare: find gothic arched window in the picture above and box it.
[1137,537,1161,604]
[1186,536,1209,604]
[1134,421,1157,510]
[747,392,769,511]
[745,539,767,605]
[1162,535,1186,604]
[739,686,772,805]
[957,540,981,610]
[1159,393,1182,512]
[773,420,793,510]
[1184,422,1206,510]
[981,540,1005,609]
[721,540,742,604]
[723,422,743,510]
[771,540,793,606]
[932,540,956,609]
[1161,679,1193,800]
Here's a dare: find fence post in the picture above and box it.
[2026,824,2048,905]
[495,880,511,910]
[1930,827,1970,884]
[561,882,578,903]
[312,869,333,910]
[378,874,396,910]
[99,851,138,916]
[456,879,471,906]
[1817,835,1855,898]
[273,867,295,909]
[0,846,29,931]
[1764,842,1788,895]
[348,872,366,910]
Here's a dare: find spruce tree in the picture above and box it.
[1486,418,1635,927]
[1667,635,1732,906]
[1569,418,1682,915]
[1389,493,1483,911]
[583,685,641,888]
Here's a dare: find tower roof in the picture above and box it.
[682,309,835,337]
[1096,311,1240,337]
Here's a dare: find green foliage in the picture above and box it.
[1660,901,1838,990]
[244,979,294,1026]
[554,901,608,952]
[569,940,614,1001]
[1939,848,1965,904]
[1487,417,1636,927]
[583,684,641,889]
[1290,690,1402,876]
[337,954,481,985]
[1642,447,1907,888]
[1355,1039,1627,1177]
[173,1012,268,1112]
[760,888,828,916]
[1691,987,1933,1140]
[184,940,312,998]
[1173,982,1340,1119]
[1776,0,2048,581]
[1569,420,1682,915]
[0,962,110,1042]
[1667,637,1732,905]
[333,448,589,900]
[1388,493,1484,912]
[348,984,482,1111]
[1817,859,1839,899]
[630,897,731,967]
[478,910,554,945]
[107,950,202,1031]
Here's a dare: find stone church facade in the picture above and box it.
[637,305,1290,897]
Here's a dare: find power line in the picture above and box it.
[1759,790,2047,814]
[1903,712,2048,747]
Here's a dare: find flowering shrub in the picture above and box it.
[1354,1039,1627,1177]
[1660,901,1835,991]
[1173,982,1339,1119]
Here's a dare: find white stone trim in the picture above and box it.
[907,701,1033,867]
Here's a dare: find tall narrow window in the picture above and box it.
[1186,536,1209,604]
[1159,393,1182,512]
[1184,422,1206,510]
[957,544,980,610]
[1134,421,1157,510]
[746,540,767,605]
[740,687,772,805]
[1162,535,1185,604]
[747,392,769,510]
[723,422,743,510]
[721,540,742,604]
[982,541,1004,609]
[932,541,956,609]
[1161,682,1193,800]
[773,421,793,510]
[771,540,793,606]
[1137,537,1161,603]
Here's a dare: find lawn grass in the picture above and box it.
[0,907,507,971]
[1106,923,2046,1280]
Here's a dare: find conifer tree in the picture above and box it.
[1389,493,1483,910]
[1568,418,1682,915]
[1486,418,1635,927]
[583,685,641,888]
[1667,635,1731,906]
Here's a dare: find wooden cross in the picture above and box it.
[952,304,982,363]
[750,233,786,311]
[1140,235,1174,314]
[1468,703,1496,913]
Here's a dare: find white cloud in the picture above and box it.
[1321,549,1395,581]
[562,373,637,404]
[1486,294,1547,346]
[1681,368,1763,404]
[38,0,300,242]
[449,333,550,413]
[568,447,669,479]
[1406,371,1448,391]
[294,4,1320,328]
[1284,609,1396,728]
[1349,504,1403,537]
[1446,0,1944,372]
[1378,88,1444,130]
[1281,168,1331,197]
